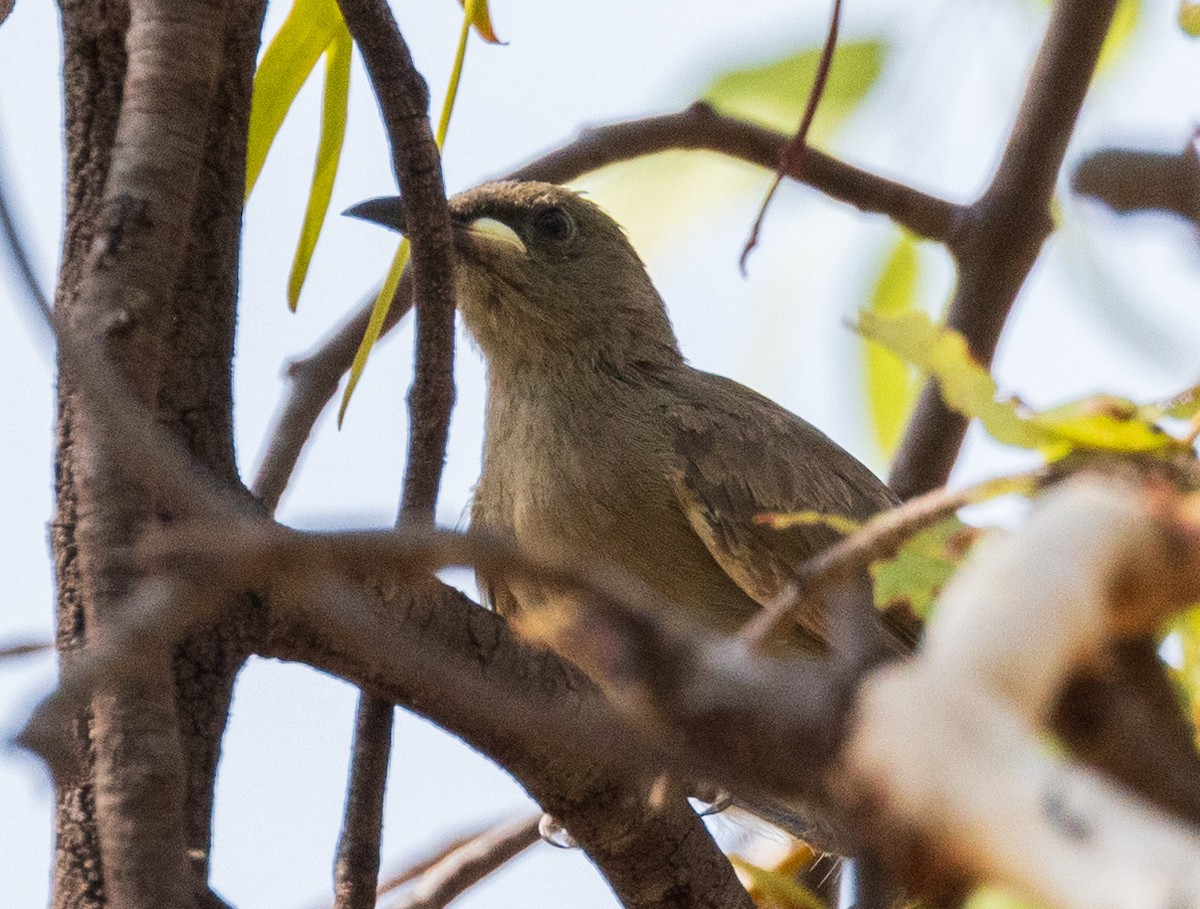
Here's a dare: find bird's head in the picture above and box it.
[346,181,682,376]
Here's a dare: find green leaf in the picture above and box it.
[864,233,921,458]
[287,25,351,311]
[703,40,884,140]
[1028,395,1173,452]
[460,0,501,43]
[855,309,1056,451]
[871,516,980,620]
[1182,1,1200,36]
[339,239,411,425]
[855,309,1188,456]
[246,0,346,198]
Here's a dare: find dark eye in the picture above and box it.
[531,206,575,243]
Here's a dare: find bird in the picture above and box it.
[346,180,902,650]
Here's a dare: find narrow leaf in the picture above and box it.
[246,0,345,197]
[287,25,352,310]
[864,233,920,458]
[338,239,411,426]
[339,0,481,420]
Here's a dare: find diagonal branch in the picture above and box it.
[889,0,1119,498]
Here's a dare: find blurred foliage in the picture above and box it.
[964,885,1049,909]
[864,232,921,458]
[703,40,884,142]
[1171,606,1200,735]
[857,308,1194,458]
[1182,0,1200,35]
[871,516,979,620]
[729,855,826,909]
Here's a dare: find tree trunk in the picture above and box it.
[51,1,266,905]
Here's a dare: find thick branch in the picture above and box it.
[53,1,229,907]
[889,0,1117,498]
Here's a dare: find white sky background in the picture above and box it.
[3,1,1200,907]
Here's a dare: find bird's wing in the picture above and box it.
[468,475,522,616]
[667,371,898,625]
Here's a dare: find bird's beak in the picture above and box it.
[462,217,526,255]
[343,196,406,232]
[344,196,527,256]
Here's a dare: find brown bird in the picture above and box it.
[348,181,899,648]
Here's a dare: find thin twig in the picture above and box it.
[0,639,54,661]
[329,3,458,905]
[738,469,1042,649]
[384,813,541,909]
[740,0,843,270]
[889,0,1119,499]
[0,140,53,325]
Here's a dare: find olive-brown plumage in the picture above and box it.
[349,181,899,646]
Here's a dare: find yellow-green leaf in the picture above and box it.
[1028,395,1173,452]
[963,885,1050,909]
[865,233,921,458]
[287,25,351,311]
[871,516,980,620]
[1098,0,1140,72]
[246,0,345,198]
[1170,604,1200,736]
[703,40,884,140]
[855,309,1056,451]
[1140,382,1200,422]
[460,0,501,43]
[856,309,1189,456]
[339,0,489,420]
[1182,1,1200,36]
[729,856,827,909]
[339,239,411,425]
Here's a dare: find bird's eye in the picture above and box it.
[531,206,575,243]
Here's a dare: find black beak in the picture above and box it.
[343,195,406,233]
